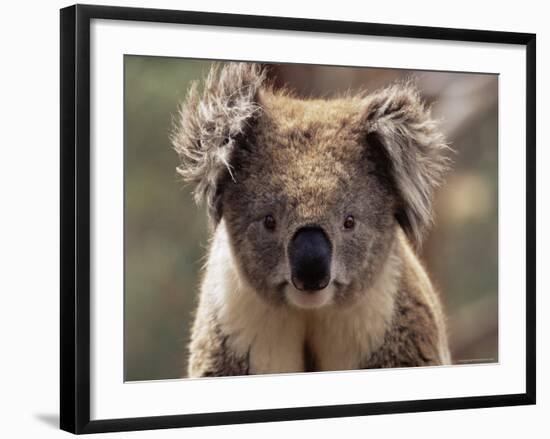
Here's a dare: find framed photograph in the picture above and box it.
[60,4,536,434]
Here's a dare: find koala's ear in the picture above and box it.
[361,83,450,247]
[171,62,266,223]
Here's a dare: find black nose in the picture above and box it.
[289,227,331,292]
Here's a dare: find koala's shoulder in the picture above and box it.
[187,308,250,377]
[364,234,449,368]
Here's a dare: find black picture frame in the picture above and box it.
[60,4,536,434]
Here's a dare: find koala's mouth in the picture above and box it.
[284,283,334,309]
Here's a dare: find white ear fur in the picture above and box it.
[171,62,266,222]
[363,83,451,246]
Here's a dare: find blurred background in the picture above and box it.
[124,56,498,381]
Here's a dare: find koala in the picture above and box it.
[172,62,451,377]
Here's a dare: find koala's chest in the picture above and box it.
[226,307,380,374]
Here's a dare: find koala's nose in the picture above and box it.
[289,227,331,292]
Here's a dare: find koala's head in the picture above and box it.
[173,63,449,309]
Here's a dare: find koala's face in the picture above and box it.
[222,93,398,309]
[173,63,448,310]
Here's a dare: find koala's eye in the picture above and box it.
[344,215,355,230]
[264,215,276,231]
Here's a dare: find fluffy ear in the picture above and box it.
[362,83,450,247]
[171,62,266,222]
